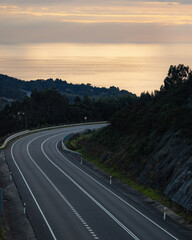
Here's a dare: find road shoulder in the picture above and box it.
[0,150,36,240]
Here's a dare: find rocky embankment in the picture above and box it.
[77,129,192,213]
[138,131,192,211]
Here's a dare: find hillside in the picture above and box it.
[0,74,135,102]
[71,64,192,212]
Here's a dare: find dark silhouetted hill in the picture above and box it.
[0,74,136,102]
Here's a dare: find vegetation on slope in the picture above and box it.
[1,64,192,218]
[70,131,192,223]
[69,64,192,218]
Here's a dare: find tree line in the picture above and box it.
[1,64,191,141]
[83,64,192,168]
[0,88,137,138]
[110,64,192,135]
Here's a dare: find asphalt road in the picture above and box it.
[5,124,191,240]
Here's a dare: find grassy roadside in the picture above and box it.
[69,132,192,224]
[0,225,4,240]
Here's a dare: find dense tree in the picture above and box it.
[0,87,136,138]
[163,64,191,90]
[140,91,152,102]
[74,96,81,104]
[110,64,192,139]
[1,64,190,140]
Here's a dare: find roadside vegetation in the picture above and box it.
[68,64,192,223]
[1,64,192,222]
[68,131,192,223]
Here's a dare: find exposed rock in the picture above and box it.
[144,197,156,204]
[139,131,192,211]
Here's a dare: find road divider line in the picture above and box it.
[10,125,179,240]
[11,139,57,240]
[55,141,180,240]
[41,137,140,240]
[23,127,179,240]
[27,136,99,240]
[9,125,105,240]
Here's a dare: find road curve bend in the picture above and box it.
[5,124,191,240]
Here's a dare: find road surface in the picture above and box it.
[5,124,191,240]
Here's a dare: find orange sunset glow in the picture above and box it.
[0,1,192,43]
[0,0,192,94]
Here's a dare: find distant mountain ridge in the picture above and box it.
[0,74,136,101]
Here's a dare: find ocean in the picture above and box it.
[0,43,191,95]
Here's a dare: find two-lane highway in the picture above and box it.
[5,124,191,239]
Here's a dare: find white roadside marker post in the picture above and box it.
[24,202,26,214]
[81,157,83,165]
[163,207,167,220]
[110,176,112,185]
[9,171,12,181]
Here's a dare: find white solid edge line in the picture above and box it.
[26,137,100,240]
[11,124,180,240]
[9,125,102,240]
[41,136,140,240]
[11,139,57,240]
[55,141,180,240]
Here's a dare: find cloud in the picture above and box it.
[1,3,191,25]
[0,0,191,44]
[0,21,191,44]
[1,0,192,5]
[3,0,192,2]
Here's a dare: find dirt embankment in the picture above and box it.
[0,150,36,240]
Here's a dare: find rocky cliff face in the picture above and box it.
[139,131,192,211]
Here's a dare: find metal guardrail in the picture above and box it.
[61,134,81,157]
[0,130,30,149]
[0,121,107,150]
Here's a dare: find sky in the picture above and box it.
[0,0,192,44]
[0,0,191,94]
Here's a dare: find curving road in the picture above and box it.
[5,124,191,240]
